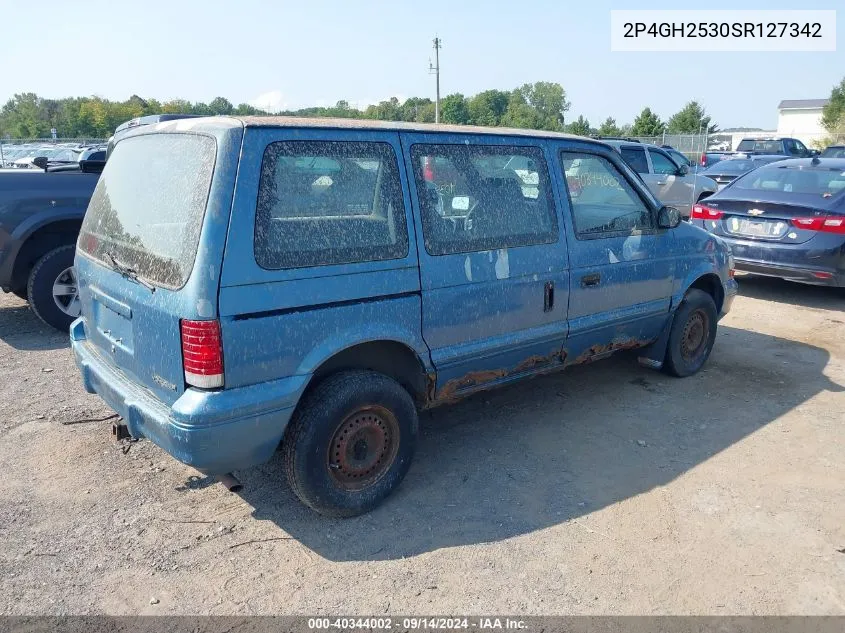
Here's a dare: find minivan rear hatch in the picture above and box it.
[76,131,222,405]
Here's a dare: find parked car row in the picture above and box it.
[0,142,107,169]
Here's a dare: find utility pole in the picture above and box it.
[429,37,441,123]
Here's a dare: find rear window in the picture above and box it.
[703,159,756,174]
[79,133,216,289]
[254,141,408,269]
[733,165,845,197]
[737,139,782,153]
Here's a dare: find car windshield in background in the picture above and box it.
[78,133,217,289]
[703,159,757,174]
[733,165,845,198]
[821,147,845,159]
[736,140,782,153]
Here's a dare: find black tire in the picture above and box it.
[283,370,419,517]
[27,245,79,331]
[12,288,27,301]
[663,289,718,378]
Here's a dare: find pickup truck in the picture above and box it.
[1,113,201,331]
[732,137,818,158]
[0,162,101,329]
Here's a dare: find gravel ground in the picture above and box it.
[0,275,843,615]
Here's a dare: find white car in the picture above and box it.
[602,140,718,218]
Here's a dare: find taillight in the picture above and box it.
[700,154,706,167]
[180,319,224,389]
[691,204,724,220]
[423,156,434,181]
[790,216,845,234]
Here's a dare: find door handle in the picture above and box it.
[543,281,555,312]
[581,273,601,288]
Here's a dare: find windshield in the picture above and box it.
[79,133,217,289]
[736,139,782,153]
[733,165,845,198]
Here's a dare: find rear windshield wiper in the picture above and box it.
[105,252,156,293]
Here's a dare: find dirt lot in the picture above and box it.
[0,275,843,615]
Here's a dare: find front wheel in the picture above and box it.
[27,245,80,331]
[663,289,718,377]
[283,370,419,517]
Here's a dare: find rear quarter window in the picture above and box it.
[254,141,409,269]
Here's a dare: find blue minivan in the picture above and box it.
[70,117,738,516]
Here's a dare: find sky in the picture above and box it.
[2,0,842,129]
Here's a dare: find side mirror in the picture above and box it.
[32,156,49,171]
[809,149,820,157]
[657,205,682,229]
[677,163,689,176]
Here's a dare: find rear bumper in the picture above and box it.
[733,260,843,287]
[697,229,845,288]
[70,318,307,475]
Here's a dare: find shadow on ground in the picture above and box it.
[235,323,842,561]
[736,274,845,311]
[0,300,69,351]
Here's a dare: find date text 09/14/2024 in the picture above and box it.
[307,617,527,630]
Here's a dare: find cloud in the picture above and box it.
[249,90,288,113]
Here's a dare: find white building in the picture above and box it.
[776,99,830,145]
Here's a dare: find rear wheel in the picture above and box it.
[283,370,418,517]
[27,245,80,331]
[663,289,718,377]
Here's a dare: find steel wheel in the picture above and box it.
[52,266,81,317]
[680,308,709,363]
[327,405,400,491]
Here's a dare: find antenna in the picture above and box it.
[429,37,441,123]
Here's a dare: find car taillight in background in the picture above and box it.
[691,204,724,220]
[180,319,224,389]
[423,156,434,181]
[790,216,845,234]
[700,154,706,167]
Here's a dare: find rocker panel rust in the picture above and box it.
[424,336,653,407]
[429,349,565,406]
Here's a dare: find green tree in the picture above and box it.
[597,117,621,137]
[513,82,570,131]
[161,99,193,114]
[821,77,845,133]
[234,103,261,115]
[208,97,234,115]
[440,93,470,124]
[566,115,593,136]
[500,90,544,130]
[467,89,509,126]
[365,97,403,121]
[630,107,665,137]
[0,93,48,138]
[401,97,434,122]
[666,101,717,134]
